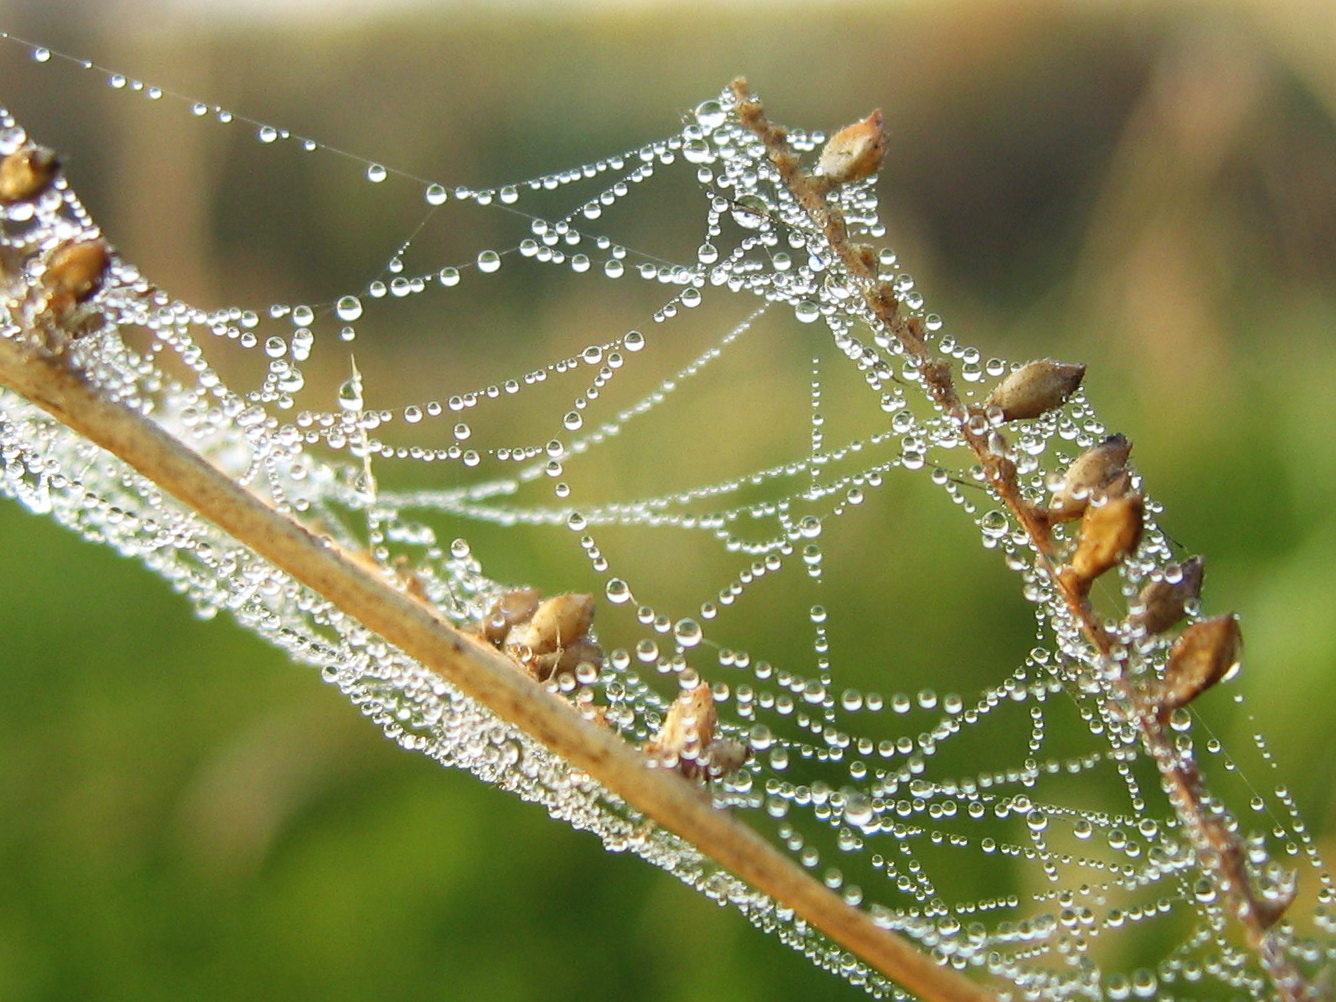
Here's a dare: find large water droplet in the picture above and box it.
[335,295,363,321]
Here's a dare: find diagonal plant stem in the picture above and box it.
[0,336,997,1002]
[728,77,1314,1002]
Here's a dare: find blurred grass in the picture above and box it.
[1,0,1335,999]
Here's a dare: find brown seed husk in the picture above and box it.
[986,359,1086,422]
[1067,493,1144,585]
[43,239,110,304]
[643,683,717,779]
[1130,556,1205,636]
[1154,614,1241,714]
[506,592,595,655]
[0,145,60,204]
[1049,434,1133,522]
[813,110,885,188]
[479,587,541,645]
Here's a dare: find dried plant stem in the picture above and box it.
[729,78,1312,1002]
[0,336,997,1002]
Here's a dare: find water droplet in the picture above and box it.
[424,183,447,205]
[450,538,471,560]
[978,510,1009,539]
[623,330,645,352]
[33,48,51,63]
[292,305,314,326]
[263,336,287,358]
[730,194,769,230]
[605,579,632,605]
[682,138,712,164]
[366,163,388,183]
[257,125,278,143]
[337,375,364,411]
[438,267,460,287]
[674,618,703,648]
[795,300,820,323]
[477,250,502,273]
[336,295,363,322]
[695,99,727,130]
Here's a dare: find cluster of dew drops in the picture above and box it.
[17,42,1336,997]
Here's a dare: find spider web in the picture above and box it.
[0,36,1332,1001]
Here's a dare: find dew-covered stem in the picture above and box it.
[0,336,998,1002]
[731,76,1317,1002]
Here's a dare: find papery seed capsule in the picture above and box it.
[1130,556,1205,636]
[1049,434,1133,522]
[643,682,717,780]
[986,359,1086,422]
[540,636,605,683]
[1154,614,1242,714]
[507,592,595,655]
[43,239,110,305]
[479,587,541,645]
[1066,493,1144,588]
[0,144,60,204]
[813,110,885,189]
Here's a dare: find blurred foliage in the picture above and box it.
[1,0,1335,999]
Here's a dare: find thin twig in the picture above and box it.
[0,335,998,1002]
[728,76,1313,1002]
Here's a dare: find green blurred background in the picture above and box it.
[2,1,1336,999]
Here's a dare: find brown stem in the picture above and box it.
[731,76,1312,1002]
[0,337,998,1002]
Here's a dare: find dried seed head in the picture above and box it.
[479,587,541,645]
[986,359,1086,422]
[1066,493,1144,588]
[1129,556,1205,636]
[1049,434,1133,522]
[0,144,60,204]
[1154,613,1242,714]
[643,682,718,780]
[43,239,110,306]
[534,635,605,684]
[506,592,595,655]
[813,110,885,189]
[704,737,751,778]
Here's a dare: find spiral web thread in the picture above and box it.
[1,40,1333,1000]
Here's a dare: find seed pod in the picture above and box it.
[0,144,60,204]
[1049,434,1133,522]
[704,738,751,779]
[1153,614,1241,715]
[533,635,605,683]
[1066,493,1144,589]
[507,592,596,655]
[43,239,110,305]
[813,109,885,189]
[479,587,541,645]
[986,359,1086,422]
[1129,556,1205,636]
[643,683,717,780]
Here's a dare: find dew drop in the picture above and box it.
[674,618,703,648]
[605,578,632,605]
[477,250,502,273]
[257,125,278,143]
[795,300,820,323]
[335,295,363,322]
[366,163,388,183]
[623,330,645,352]
[695,99,727,130]
[33,48,51,63]
[438,267,460,287]
[424,183,447,205]
[450,538,471,560]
